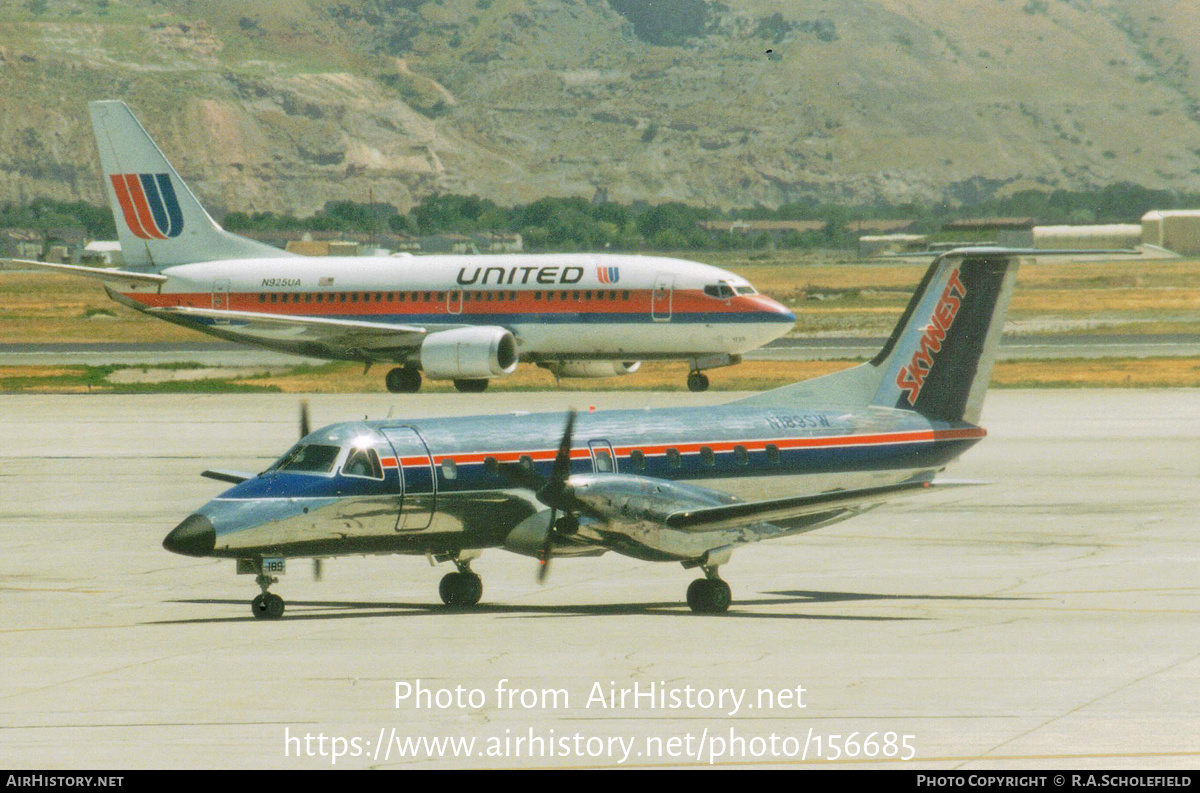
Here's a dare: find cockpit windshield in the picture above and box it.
[703,281,757,298]
[270,443,341,474]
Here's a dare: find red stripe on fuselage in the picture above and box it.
[119,289,779,317]
[412,427,986,469]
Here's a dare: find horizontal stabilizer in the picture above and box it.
[2,258,167,288]
[201,469,254,485]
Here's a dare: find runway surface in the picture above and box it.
[0,390,1197,769]
[3,334,1199,368]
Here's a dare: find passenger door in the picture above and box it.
[588,440,617,474]
[380,427,436,531]
[651,274,673,321]
[212,278,231,311]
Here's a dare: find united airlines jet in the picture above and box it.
[3,101,795,392]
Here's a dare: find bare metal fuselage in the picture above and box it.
[191,403,983,565]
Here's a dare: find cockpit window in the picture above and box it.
[271,444,341,474]
[735,285,756,295]
[342,446,383,480]
[703,283,736,298]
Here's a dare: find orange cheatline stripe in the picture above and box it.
[411,429,984,468]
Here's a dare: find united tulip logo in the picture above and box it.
[597,266,620,284]
[110,173,184,239]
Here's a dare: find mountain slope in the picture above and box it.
[1,0,1198,214]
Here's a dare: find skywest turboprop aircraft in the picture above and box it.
[2,101,795,393]
[164,248,1021,617]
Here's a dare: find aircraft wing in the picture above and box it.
[147,305,428,352]
[1,258,168,290]
[662,479,972,533]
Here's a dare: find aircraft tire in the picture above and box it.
[686,579,731,614]
[686,372,710,393]
[252,593,285,619]
[386,367,422,393]
[453,379,489,393]
[439,572,484,608]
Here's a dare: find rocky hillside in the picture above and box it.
[2,0,1199,215]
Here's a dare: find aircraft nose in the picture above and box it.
[163,514,216,557]
[763,296,796,324]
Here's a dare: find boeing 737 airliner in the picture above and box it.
[3,101,795,392]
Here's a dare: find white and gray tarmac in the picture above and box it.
[0,390,1197,769]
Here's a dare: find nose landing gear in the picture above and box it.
[251,574,285,619]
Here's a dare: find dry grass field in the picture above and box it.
[2,254,1199,393]
[4,255,1200,343]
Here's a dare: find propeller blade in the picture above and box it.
[537,508,556,584]
[313,558,323,581]
[550,410,575,484]
[299,400,311,439]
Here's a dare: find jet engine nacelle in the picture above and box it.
[419,326,519,379]
[545,361,641,378]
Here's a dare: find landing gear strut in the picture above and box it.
[386,367,422,393]
[439,558,483,608]
[453,378,489,393]
[686,566,731,614]
[251,573,285,619]
[686,371,710,393]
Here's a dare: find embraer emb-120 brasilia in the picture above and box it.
[1,100,795,393]
[164,248,1020,618]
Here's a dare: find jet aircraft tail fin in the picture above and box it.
[88,100,292,268]
[735,249,1020,424]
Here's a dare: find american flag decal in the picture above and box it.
[597,266,620,284]
[109,173,183,240]
[319,277,335,286]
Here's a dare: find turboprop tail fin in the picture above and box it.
[736,248,1022,424]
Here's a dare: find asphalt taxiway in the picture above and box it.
[0,390,1197,769]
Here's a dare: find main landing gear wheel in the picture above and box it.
[385,367,422,393]
[439,571,484,608]
[453,378,489,393]
[686,372,710,393]
[252,592,285,619]
[686,578,731,614]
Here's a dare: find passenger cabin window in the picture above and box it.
[700,447,715,467]
[628,450,645,471]
[271,444,341,475]
[484,456,499,476]
[441,459,458,480]
[592,448,614,473]
[765,444,781,465]
[734,445,749,466]
[666,449,682,469]
[519,455,534,473]
[342,447,383,480]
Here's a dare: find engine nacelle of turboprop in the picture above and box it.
[419,326,518,379]
[546,361,641,379]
